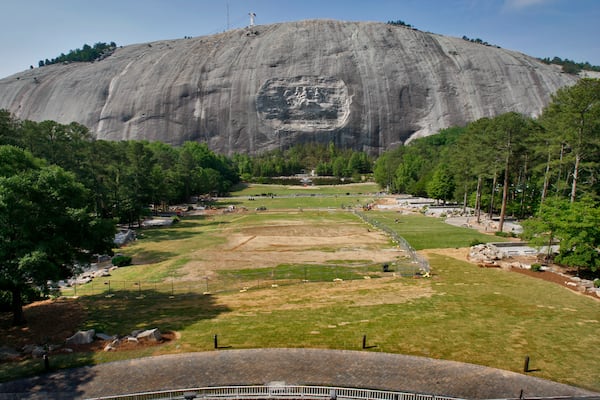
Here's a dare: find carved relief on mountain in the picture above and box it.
[256,76,351,132]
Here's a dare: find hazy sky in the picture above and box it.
[1,0,599,78]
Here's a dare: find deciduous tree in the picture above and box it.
[0,146,115,325]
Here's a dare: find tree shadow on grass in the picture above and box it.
[80,289,229,335]
[129,249,179,265]
[0,289,229,398]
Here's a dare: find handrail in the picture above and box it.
[86,384,463,400]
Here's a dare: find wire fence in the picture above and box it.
[59,262,420,298]
[86,384,464,400]
[353,211,429,274]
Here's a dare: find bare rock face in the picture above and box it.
[0,20,577,154]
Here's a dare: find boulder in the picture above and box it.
[65,329,95,346]
[136,328,162,342]
[103,344,116,352]
[96,332,116,341]
[0,346,20,361]
[31,346,47,358]
[468,244,506,264]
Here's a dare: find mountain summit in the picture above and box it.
[0,20,577,154]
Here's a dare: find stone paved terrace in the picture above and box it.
[0,349,599,400]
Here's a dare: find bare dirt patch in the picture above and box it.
[181,218,403,277]
[0,299,175,359]
[0,299,85,351]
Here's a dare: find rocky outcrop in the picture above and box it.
[65,329,95,346]
[0,20,577,155]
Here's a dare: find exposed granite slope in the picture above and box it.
[0,20,577,154]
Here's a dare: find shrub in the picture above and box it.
[469,239,484,247]
[112,255,132,267]
[495,231,516,238]
[594,278,600,288]
[531,263,543,272]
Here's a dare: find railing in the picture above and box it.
[353,212,429,275]
[86,384,463,400]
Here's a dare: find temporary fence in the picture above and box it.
[59,262,414,298]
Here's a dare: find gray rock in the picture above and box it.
[65,329,95,346]
[0,346,20,361]
[31,346,46,358]
[21,344,37,354]
[96,332,115,341]
[136,328,162,342]
[103,344,116,352]
[130,329,143,337]
[0,20,577,155]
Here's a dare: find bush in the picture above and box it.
[531,263,543,272]
[495,231,516,238]
[469,239,484,247]
[112,255,132,267]
[594,279,600,288]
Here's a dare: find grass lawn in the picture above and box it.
[2,196,599,391]
[230,182,380,196]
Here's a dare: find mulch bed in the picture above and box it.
[0,299,174,361]
[510,265,599,300]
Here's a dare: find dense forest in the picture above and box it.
[0,112,373,225]
[0,114,238,226]
[374,78,600,273]
[233,143,372,182]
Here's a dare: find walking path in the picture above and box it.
[1,349,598,400]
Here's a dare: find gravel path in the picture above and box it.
[1,349,598,400]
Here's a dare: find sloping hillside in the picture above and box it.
[0,19,577,154]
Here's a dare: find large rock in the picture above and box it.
[136,328,162,342]
[0,20,577,155]
[65,329,95,346]
[0,346,20,361]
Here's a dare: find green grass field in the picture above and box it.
[2,186,599,391]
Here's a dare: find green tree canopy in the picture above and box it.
[0,146,115,325]
[522,196,600,273]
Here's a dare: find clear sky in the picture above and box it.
[1,0,599,79]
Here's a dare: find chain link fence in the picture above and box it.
[354,211,429,276]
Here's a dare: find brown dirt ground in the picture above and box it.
[179,214,405,279]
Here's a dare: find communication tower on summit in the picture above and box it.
[249,12,256,27]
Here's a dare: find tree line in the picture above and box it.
[374,78,600,274]
[538,56,600,74]
[0,114,240,225]
[232,142,373,182]
[38,42,117,67]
